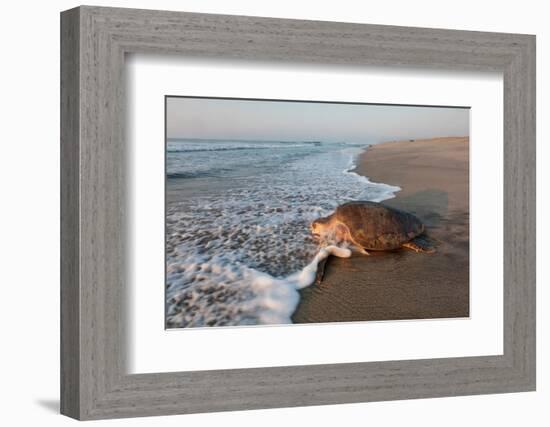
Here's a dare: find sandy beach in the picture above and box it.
[292,136,470,323]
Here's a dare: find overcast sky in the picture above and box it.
[166,97,469,143]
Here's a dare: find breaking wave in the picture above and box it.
[166,139,399,328]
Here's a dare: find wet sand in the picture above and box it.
[292,136,470,323]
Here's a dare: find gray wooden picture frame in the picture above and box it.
[60,5,536,420]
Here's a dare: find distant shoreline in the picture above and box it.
[353,136,469,212]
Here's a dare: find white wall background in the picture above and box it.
[0,0,546,425]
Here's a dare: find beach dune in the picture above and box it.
[292,136,470,323]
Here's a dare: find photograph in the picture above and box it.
[165,96,470,328]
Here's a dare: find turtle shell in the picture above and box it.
[334,201,424,250]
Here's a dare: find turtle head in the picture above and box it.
[310,216,332,240]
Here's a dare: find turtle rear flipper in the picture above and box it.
[401,235,436,253]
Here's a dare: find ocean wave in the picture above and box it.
[167,144,313,153]
[166,245,351,327]
[165,144,400,328]
[343,147,401,202]
[167,168,234,179]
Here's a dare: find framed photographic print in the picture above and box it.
[61,5,536,420]
[164,96,470,329]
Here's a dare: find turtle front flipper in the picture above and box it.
[357,246,370,256]
[314,256,329,285]
[401,237,436,253]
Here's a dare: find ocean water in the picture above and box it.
[166,139,400,328]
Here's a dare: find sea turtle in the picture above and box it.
[310,201,435,284]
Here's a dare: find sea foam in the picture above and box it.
[166,140,399,328]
